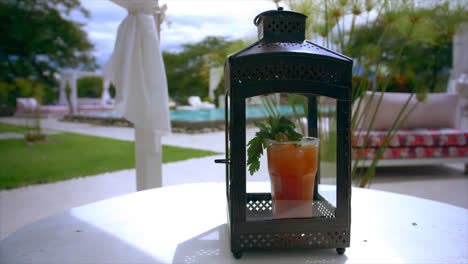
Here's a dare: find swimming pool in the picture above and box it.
[85,105,305,121]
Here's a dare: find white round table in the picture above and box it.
[1,182,467,263]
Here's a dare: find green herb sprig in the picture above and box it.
[247,115,303,176]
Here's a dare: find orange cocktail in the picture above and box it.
[266,137,319,219]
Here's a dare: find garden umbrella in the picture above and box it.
[103,0,171,191]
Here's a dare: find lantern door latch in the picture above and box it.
[214,158,231,164]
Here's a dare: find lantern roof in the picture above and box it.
[229,8,352,64]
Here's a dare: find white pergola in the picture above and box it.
[58,71,112,113]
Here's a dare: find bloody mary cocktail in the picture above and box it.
[266,137,319,219]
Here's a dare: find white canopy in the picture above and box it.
[104,0,171,190]
[58,72,112,112]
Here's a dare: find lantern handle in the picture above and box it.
[254,6,284,26]
[253,7,307,28]
[214,159,231,164]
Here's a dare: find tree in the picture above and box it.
[163,36,248,104]
[77,76,102,98]
[348,2,467,93]
[0,0,97,105]
[203,38,250,101]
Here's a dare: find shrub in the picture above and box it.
[77,76,103,98]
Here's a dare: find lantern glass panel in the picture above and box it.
[317,95,337,209]
[245,93,282,193]
[245,93,337,221]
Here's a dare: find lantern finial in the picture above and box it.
[254,8,307,42]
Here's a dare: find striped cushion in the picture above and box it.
[353,129,468,148]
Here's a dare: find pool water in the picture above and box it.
[171,105,304,121]
[86,105,306,121]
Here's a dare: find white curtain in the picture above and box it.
[104,0,171,190]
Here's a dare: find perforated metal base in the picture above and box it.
[238,230,349,250]
[246,193,335,221]
[235,193,349,252]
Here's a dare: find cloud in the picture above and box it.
[73,0,277,66]
[169,13,237,28]
[159,16,258,52]
[158,0,276,52]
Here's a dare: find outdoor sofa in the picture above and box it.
[352,92,468,173]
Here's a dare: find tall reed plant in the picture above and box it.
[275,0,467,187]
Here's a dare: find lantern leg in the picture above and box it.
[233,251,243,259]
[336,248,346,255]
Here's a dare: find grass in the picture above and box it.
[0,122,220,190]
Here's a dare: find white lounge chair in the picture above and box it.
[176,96,215,110]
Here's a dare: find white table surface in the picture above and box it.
[1,182,467,264]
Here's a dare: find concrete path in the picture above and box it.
[0,133,23,139]
[0,130,59,140]
[1,117,467,241]
[0,117,225,152]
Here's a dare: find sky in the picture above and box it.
[72,0,278,67]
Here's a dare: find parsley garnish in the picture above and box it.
[247,115,303,175]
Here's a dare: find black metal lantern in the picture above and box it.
[215,8,352,258]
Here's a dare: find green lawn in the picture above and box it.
[0,122,220,190]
